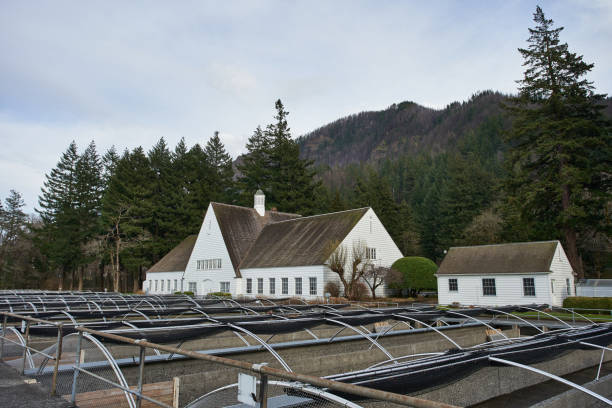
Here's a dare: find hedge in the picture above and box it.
[391,256,437,291]
[563,297,612,313]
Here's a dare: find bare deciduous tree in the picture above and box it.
[325,239,371,300]
[363,265,390,299]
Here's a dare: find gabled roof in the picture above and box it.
[437,241,561,275]
[211,203,301,276]
[147,235,197,273]
[239,208,370,269]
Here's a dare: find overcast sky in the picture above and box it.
[1,0,611,212]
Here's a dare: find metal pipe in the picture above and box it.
[20,320,30,375]
[136,343,146,408]
[51,324,63,396]
[0,314,7,359]
[70,331,83,405]
[259,374,268,408]
[489,356,612,405]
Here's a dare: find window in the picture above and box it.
[566,278,571,295]
[167,280,170,292]
[366,247,377,260]
[188,282,197,294]
[220,282,230,292]
[246,278,252,294]
[161,280,165,291]
[448,278,458,292]
[257,278,264,294]
[309,277,317,295]
[551,279,555,293]
[269,278,275,295]
[174,280,177,291]
[482,278,496,296]
[282,278,288,295]
[197,259,222,270]
[523,278,535,296]
[295,278,302,295]
[155,280,158,291]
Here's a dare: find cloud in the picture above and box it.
[0,1,610,212]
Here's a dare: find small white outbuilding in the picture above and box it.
[436,241,575,307]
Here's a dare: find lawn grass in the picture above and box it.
[511,310,612,322]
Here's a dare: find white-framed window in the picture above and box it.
[174,280,177,291]
[161,280,165,291]
[197,259,222,270]
[246,278,252,294]
[269,278,275,295]
[257,278,264,294]
[551,279,555,293]
[566,278,571,295]
[188,282,197,294]
[167,279,170,292]
[523,278,535,297]
[282,278,288,295]
[295,278,302,295]
[366,247,377,260]
[482,278,496,296]
[220,281,230,292]
[155,280,158,291]
[309,277,317,295]
[448,278,458,292]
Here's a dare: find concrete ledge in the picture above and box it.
[530,372,612,408]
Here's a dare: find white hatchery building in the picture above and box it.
[436,241,575,307]
[144,191,403,299]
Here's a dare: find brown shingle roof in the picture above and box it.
[147,235,197,273]
[239,208,369,269]
[437,241,560,275]
[211,203,301,276]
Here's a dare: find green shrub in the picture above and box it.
[175,291,194,297]
[208,292,232,298]
[563,297,612,313]
[391,257,437,295]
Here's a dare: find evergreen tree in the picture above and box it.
[238,100,321,215]
[147,138,175,262]
[0,190,28,287]
[102,147,153,291]
[505,7,611,278]
[205,131,234,202]
[36,141,81,289]
[236,126,273,205]
[74,141,104,289]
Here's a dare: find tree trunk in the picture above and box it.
[561,183,583,279]
[77,266,84,291]
[58,269,64,291]
[133,266,141,293]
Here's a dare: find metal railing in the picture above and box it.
[0,311,457,408]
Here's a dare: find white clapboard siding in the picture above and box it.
[437,274,552,306]
[144,272,183,294]
[324,208,404,297]
[183,203,238,296]
[548,243,575,305]
[241,265,326,300]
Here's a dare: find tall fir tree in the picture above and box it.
[236,126,272,205]
[36,141,81,289]
[205,131,234,203]
[102,147,153,291]
[505,7,611,278]
[73,141,104,289]
[0,190,28,287]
